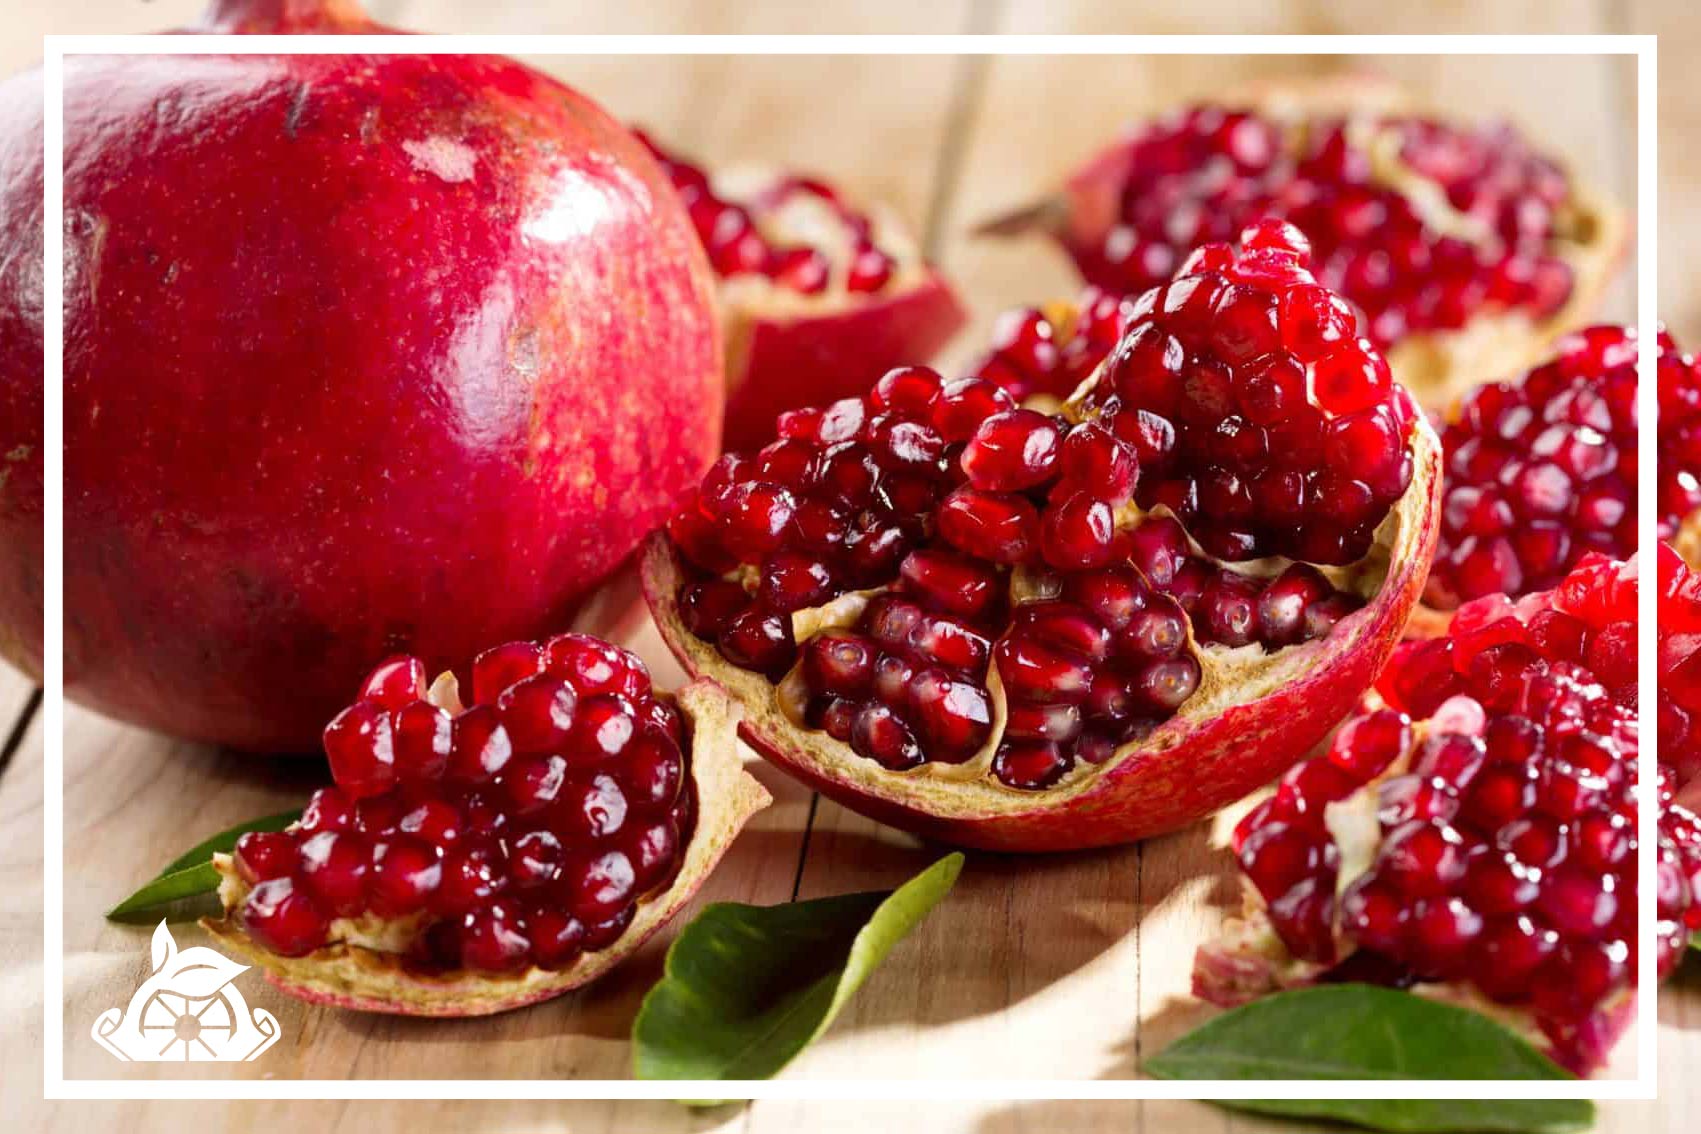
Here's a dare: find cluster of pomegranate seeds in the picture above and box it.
[972,287,1137,403]
[234,639,694,971]
[1075,106,1576,349]
[1427,325,1639,609]
[1659,329,1701,542]
[1073,219,1418,564]
[672,224,1383,790]
[1660,544,1701,792]
[638,132,895,296]
[1230,555,1697,1072]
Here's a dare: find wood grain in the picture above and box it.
[3,0,1695,1130]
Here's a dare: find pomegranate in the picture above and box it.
[1659,329,1701,565]
[0,0,724,750]
[203,635,770,1014]
[1195,554,1693,1076]
[644,220,1442,852]
[1661,544,1701,799]
[1423,325,1641,614]
[986,76,1627,410]
[638,131,967,451]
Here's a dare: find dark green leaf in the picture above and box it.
[1149,985,1590,1134]
[633,852,962,1092]
[106,808,300,922]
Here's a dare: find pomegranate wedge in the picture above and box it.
[646,221,1441,851]
[205,640,769,1015]
[985,75,1627,410]
[640,132,967,451]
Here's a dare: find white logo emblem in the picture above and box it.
[92,921,281,1062]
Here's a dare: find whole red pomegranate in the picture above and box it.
[0,0,723,750]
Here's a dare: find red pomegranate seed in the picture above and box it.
[241,877,329,958]
[459,899,532,972]
[961,409,1064,492]
[393,700,453,783]
[472,641,544,705]
[323,701,396,799]
[496,675,578,755]
[233,830,297,884]
[359,655,426,710]
[297,830,371,917]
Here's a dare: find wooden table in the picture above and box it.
[6,1,1696,1130]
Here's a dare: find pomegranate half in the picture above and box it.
[986,75,1627,410]
[645,221,1442,852]
[639,131,967,451]
[1197,553,1693,1076]
[204,636,770,1014]
[0,0,723,750]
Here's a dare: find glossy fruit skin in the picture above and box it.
[0,2,722,748]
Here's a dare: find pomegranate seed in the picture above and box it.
[359,655,426,710]
[961,409,1063,492]
[368,837,442,916]
[233,830,297,884]
[496,675,578,755]
[472,641,544,705]
[241,877,328,958]
[297,830,371,917]
[459,900,532,972]
[392,701,453,783]
[323,701,396,799]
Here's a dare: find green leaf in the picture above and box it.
[1149,985,1591,1134]
[106,808,300,923]
[633,852,963,1093]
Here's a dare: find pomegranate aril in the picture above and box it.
[359,656,426,710]
[392,701,453,783]
[297,830,371,917]
[962,409,1063,492]
[938,488,1040,564]
[434,839,508,917]
[850,703,924,771]
[528,907,586,969]
[621,728,685,813]
[323,701,396,799]
[472,641,544,705]
[241,877,328,958]
[298,786,355,834]
[233,830,297,884]
[561,850,637,924]
[718,608,796,678]
[449,705,514,784]
[496,675,578,755]
[368,837,442,916]
[993,740,1071,790]
[459,900,532,972]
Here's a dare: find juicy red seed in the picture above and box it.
[1134,656,1201,711]
[759,551,836,613]
[1238,821,1338,903]
[233,831,296,884]
[241,877,328,958]
[1041,493,1119,571]
[556,773,630,842]
[496,675,578,755]
[937,488,1040,564]
[545,633,651,700]
[847,245,895,293]
[1340,879,1408,954]
[1326,709,1412,782]
[299,786,355,834]
[803,633,876,697]
[996,636,1094,705]
[718,608,797,679]
[448,704,514,784]
[510,830,566,889]
[323,701,396,799]
[571,694,640,762]
[368,837,442,916]
[506,754,569,815]
[434,839,508,916]
[933,378,1017,442]
[1376,820,1468,897]
[623,820,682,890]
[993,740,1071,789]
[471,641,544,705]
[459,900,532,972]
[899,549,1001,621]
[961,409,1064,492]
[528,907,587,969]
[1473,915,1560,1003]
[907,669,993,760]
[392,701,453,783]
[871,366,944,414]
[1059,422,1139,503]
[679,580,750,639]
[713,481,798,559]
[850,703,924,770]
[561,850,637,924]
[297,830,371,917]
[621,729,685,813]
[359,656,427,710]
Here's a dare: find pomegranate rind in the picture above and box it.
[201,679,770,1016]
[985,74,1629,411]
[642,421,1442,852]
[723,268,967,451]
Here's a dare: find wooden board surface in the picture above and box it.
[4,1,1696,1130]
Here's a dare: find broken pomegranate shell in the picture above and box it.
[639,132,967,451]
[645,222,1442,852]
[1659,329,1701,565]
[984,75,1627,411]
[1196,553,1690,1076]
[203,639,769,1015]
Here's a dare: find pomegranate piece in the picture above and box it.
[647,221,1443,851]
[638,132,966,450]
[205,639,769,1016]
[1199,554,1694,1077]
[0,0,723,752]
[1659,329,1701,560]
[1425,325,1640,611]
[987,76,1627,410]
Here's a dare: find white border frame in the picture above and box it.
[40,32,1659,1102]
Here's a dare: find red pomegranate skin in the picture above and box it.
[0,11,723,750]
